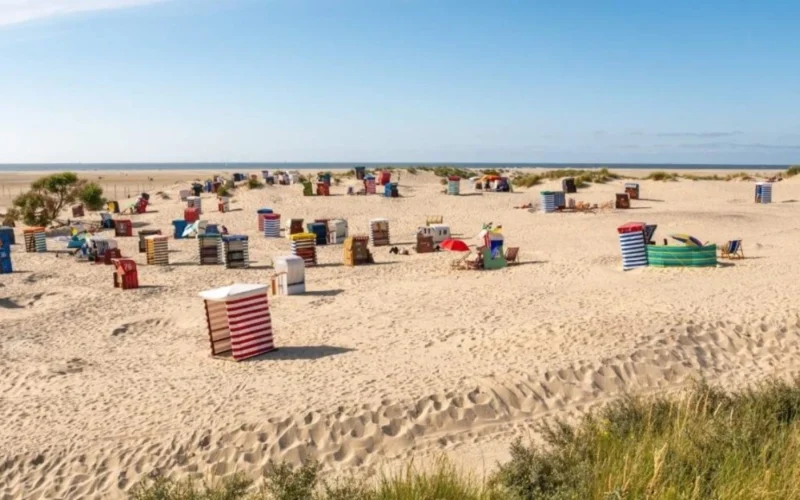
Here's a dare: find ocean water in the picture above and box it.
[0,162,789,172]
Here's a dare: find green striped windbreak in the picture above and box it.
[646,245,717,267]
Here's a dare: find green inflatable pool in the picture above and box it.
[646,245,717,267]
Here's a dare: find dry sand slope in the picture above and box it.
[2,170,800,499]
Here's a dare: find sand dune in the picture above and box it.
[2,169,800,498]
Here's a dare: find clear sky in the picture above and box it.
[1,0,798,164]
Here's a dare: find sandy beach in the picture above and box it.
[2,167,800,499]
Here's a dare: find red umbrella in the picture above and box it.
[440,239,469,252]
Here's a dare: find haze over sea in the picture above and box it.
[0,162,789,173]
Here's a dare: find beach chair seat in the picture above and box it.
[720,239,744,259]
[505,247,520,264]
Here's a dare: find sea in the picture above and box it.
[0,162,789,172]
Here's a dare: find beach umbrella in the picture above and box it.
[670,234,703,247]
[440,238,469,252]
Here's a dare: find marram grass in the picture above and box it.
[131,378,800,499]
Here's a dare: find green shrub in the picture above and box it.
[264,460,320,500]
[247,178,264,189]
[786,166,800,177]
[217,185,232,197]
[406,167,418,175]
[10,171,85,226]
[129,472,252,500]
[77,182,105,211]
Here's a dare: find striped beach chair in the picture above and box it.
[720,239,744,259]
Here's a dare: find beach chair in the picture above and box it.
[426,215,443,226]
[644,224,658,245]
[720,239,744,259]
[505,247,520,265]
[450,251,471,270]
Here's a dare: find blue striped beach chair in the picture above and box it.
[720,239,743,259]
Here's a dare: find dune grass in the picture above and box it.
[510,168,622,189]
[247,178,264,189]
[130,378,800,499]
[786,166,800,177]
[643,171,679,181]
[415,166,476,179]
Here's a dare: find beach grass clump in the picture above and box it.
[681,173,722,181]
[130,458,496,500]
[129,378,800,499]
[786,166,800,177]
[492,377,800,499]
[247,178,265,189]
[406,167,418,174]
[217,185,232,197]
[510,168,621,189]
[415,166,475,178]
[434,167,475,178]
[671,172,753,182]
[510,173,543,188]
[724,171,754,181]
[644,171,679,181]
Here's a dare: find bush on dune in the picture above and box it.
[786,165,800,177]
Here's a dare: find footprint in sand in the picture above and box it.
[49,358,90,376]
[111,318,171,337]
[23,272,56,284]
[0,292,56,309]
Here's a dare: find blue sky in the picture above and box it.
[0,0,798,164]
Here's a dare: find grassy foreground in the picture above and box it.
[131,378,800,499]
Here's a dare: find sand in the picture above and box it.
[2,168,800,499]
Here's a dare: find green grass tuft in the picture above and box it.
[786,166,800,177]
